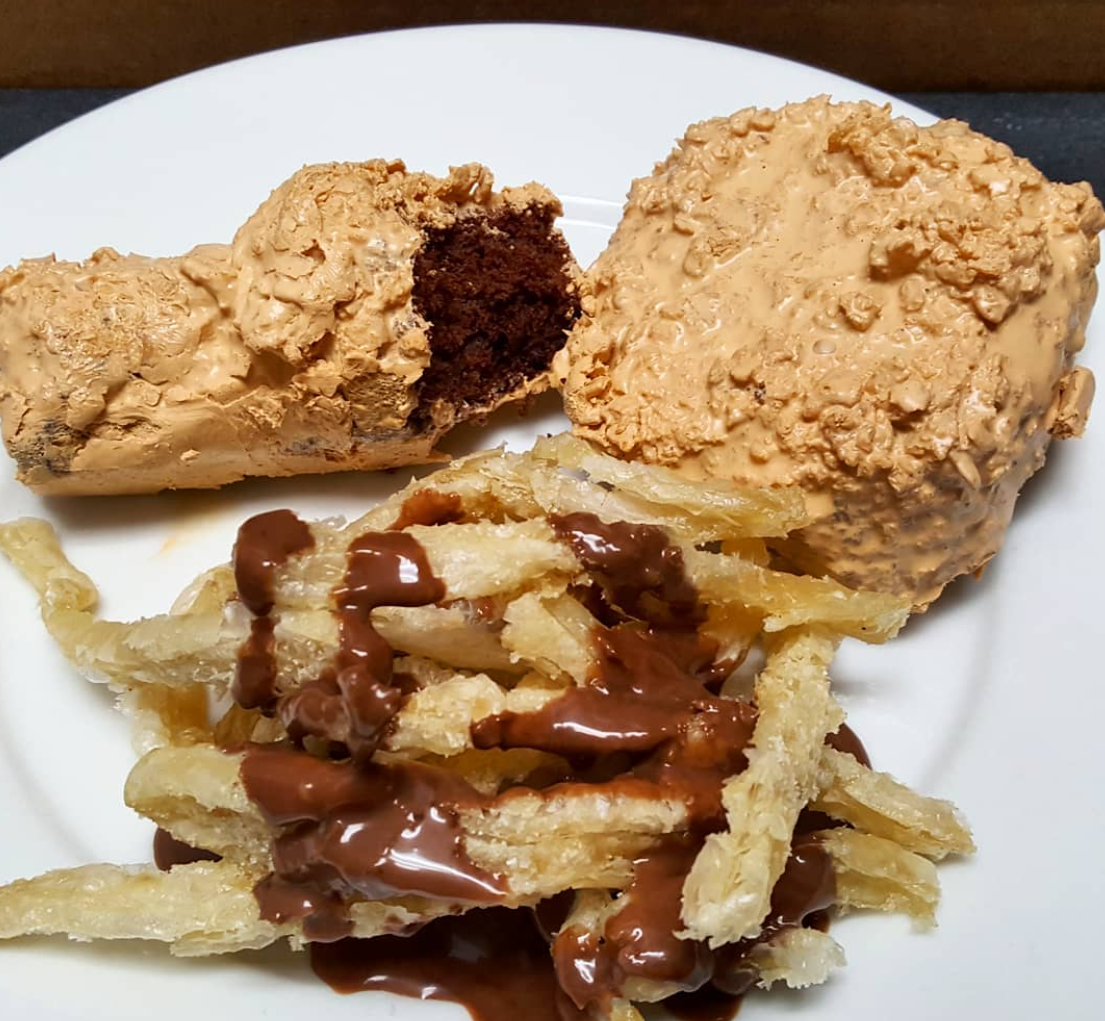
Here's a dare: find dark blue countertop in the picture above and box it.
[2,88,1103,196]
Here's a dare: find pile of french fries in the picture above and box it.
[0,434,973,1016]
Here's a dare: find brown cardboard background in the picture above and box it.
[0,0,1102,90]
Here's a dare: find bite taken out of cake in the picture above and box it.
[0,160,584,495]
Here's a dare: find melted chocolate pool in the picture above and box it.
[311,907,586,1021]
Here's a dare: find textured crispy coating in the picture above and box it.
[558,98,1104,607]
[814,746,975,858]
[749,927,846,990]
[0,860,455,955]
[820,828,941,927]
[0,161,582,495]
[0,861,278,952]
[683,548,908,642]
[532,433,810,538]
[680,629,841,945]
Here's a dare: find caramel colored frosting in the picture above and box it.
[0,161,562,495]
[558,98,1103,607]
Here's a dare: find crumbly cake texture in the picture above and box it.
[558,98,1103,607]
[0,160,583,495]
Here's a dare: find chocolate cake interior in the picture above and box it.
[411,204,579,422]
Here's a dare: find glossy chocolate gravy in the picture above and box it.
[276,531,445,760]
[232,509,315,709]
[553,835,835,1013]
[311,906,586,1021]
[234,520,501,938]
[550,513,702,626]
[242,747,504,940]
[230,507,845,1019]
[554,837,711,1006]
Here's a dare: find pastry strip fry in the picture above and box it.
[533,432,810,537]
[683,548,908,642]
[749,927,846,990]
[814,747,975,859]
[680,628,841,945]
[819,828,941,927]
[0,859,455,955]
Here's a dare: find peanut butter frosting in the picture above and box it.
[558,98,1104,607]
[0,160,576,495]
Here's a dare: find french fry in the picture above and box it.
[376,604,520,673]
[349,447,543,528]
[273,519,578,611]
[720,537,771,566]
[0,525,521,691]
[124,745,269,864]
[606,1000,646,1021]
[749,927,846,990]
[0,859,455,955]
[387,671,565,756]
[118,684,212,755]
[554,889,688,1006]
[683,549,909,642]
[415,747,566,796]
[680,628,841,946]
[527,466,750,545]
[500,589,599,683]
[0,518,97,611]
[0,861,279,952]
[0,523,252,690]
[211,702,285,749]
[532,433,809,538]
[818,828,941,927]
[814,747,975,859]
[702,604,763,668]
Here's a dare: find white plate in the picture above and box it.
[0,24,1100,1021]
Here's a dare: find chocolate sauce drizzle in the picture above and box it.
[476,514,755,824]
[310,906,587,1021]
[553,836,710,1008]
[553,834,835,1017]
[234,522,503,938]
[242,748,504,941]
[232,509,315,709]
[474,623,756,823]
[230,507,848,1020]
[276,531,446,761]
[551,512,703,627]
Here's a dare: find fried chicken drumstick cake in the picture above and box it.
[558,98,1103,608]
[0,160,584,495]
